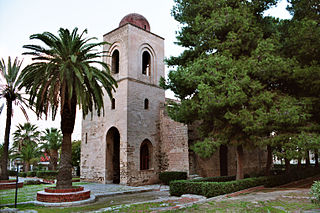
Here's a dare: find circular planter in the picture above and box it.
[0,180,23,190]
[45,186,84,193]
[37,186,90,203]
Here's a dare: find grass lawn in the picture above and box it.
[0,182,90,206]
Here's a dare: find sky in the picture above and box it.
[0,0,291,143]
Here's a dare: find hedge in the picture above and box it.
[36,170,58,179]
[18,172,27,177]
[26,171,37,177]
[159,171,187,185]
[264,167,320,187]
[8,170,17,176]
[190,175,235,183]
[170,167,320,198]
[170,177,267,197]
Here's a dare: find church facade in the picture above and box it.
[80,13,267,186]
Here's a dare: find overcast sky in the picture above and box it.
[0,0,291,143]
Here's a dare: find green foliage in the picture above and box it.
[19,172,27,177]
[24,180,42,185]
[20,27,118,120]
[40,128,62,152]
[26,171,36,177]
[71,140,81,167]
[170,177,268,197]
[159,171,187,185]
[264,167,320,187]
[311,181,320,203]
[36,170,58,179]
[170,167,320,197]
[8,170,17,176]
[190,175,235,182]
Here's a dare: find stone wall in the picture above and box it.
[159,102,189,174]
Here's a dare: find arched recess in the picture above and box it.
[106,127,120,183]
[140,139,153,170]
[112,49,119,74]
[139,44,156,77]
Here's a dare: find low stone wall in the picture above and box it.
[0,181,23,190]
[37,187,90,203]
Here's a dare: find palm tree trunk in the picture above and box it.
[236,145,244,180]
[25,162,30,173]
[0,100,12,180]
[50,149,58,171]
[56,94,76,189]
[265,145,272,176]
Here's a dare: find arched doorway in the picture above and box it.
[106,127,120,183]
[140,139,153,170]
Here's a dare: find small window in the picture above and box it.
[144,99,149,110]
[112,50,119,74]
[85,133,88,144]
[111,98,115,110]
[142,51,151,75]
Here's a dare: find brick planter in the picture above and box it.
[0,180,23,190]
[37,186,90,203]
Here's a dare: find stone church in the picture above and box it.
[81,13,267,186]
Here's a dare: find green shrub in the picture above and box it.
[311,181,320,203]
[190,175,235,183]
[170,177,267,197]
[159,171,187,185]
[8,170,17,176]
[26,171,36,177]
[24,180,42,185]
[264,167,320,187]
[36,170,58,179]
[19,172,27,177]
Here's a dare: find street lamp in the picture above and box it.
[14,157,22,208]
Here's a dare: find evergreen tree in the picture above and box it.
[163,0,310,178]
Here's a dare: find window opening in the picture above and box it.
[140,143,149,170]
[111,98,115,110]
[144,99,149,110]
[142,51,151,75]
[85,133,88,144]
[112,50,119,74]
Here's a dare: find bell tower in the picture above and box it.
[81,13,165,185]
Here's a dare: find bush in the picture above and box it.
[170,177,268,197]
[311,181,320,203]
[8,170,17,176]
[190,175,235,183]
[159,171,187,185]
[24,180,42,185]
[19,172,27,177]
[264,167,320,187]
[36,170,58,179]
[26,171,36,177]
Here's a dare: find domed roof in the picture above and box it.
[119,13,150,31]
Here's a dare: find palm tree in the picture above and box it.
[40,128,62,171]
[20,28,117,189]
[0,57,29,180]
[11,141,40,172]
[13,122,40,151]
[13,122,40,171]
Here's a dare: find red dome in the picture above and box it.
[119,13,150,31]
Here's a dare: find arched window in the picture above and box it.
[112,50,119,74]
[142,51,151,75]
[140,140,152,170]
[111,98,115,110]
[144,99,149,110]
